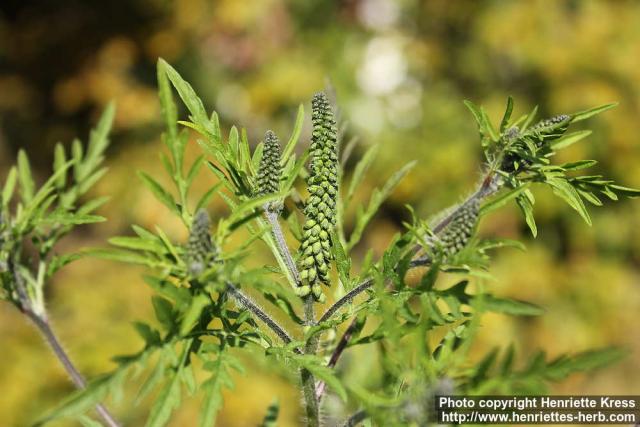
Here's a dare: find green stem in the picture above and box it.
[343,409,368,426]
[226,283,301,354]
[10,257,120,426]
[301,295,320,427]
[264,208,300,285]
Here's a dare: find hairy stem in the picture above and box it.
[226,283,301,354]
[10,259,120,427]
[262,206,320,425]
[319,279,373,323]
[410,171,500,255]
[318,174,501,324]
[343,409,368,427]
[315,316,359,400]
[25,310,121,427]
[264,208,300,285]
[301,295,320,426]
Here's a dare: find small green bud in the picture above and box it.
[186,208,218,275]
[437,199,479,257]
[311,284,326,303]
[295,284,311,297]
[256,130,282,211]
[528,114,570,142]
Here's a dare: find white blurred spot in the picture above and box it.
[357,0,400,30]
[357,36,407,96]
[386,79,423,129]
[349,97,386,135]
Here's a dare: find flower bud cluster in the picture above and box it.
[437,198,479,256]
[186,208,218,276]
[297,92,339,302]
[257,130,282,208]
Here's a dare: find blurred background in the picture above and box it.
[1,0,640,425]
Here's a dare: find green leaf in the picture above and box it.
[281,150,309,193]
[570,102,617,123]
[463,100,488,138]
[282,104,305,163]
[186,155,206,187]
[347,144,379,204]
[481,295,545,316]
[41,212,105,226]
[500,96,514,132]
[348,383,399,408]
[81,102,115,181]
[157,58,178,140]
[152,296,175,331]
[481,106,499,141]
[251,142,264,172]
[133,321,162,345]
[545,347,626,380]
[35,374,117,425]
[77,416,103,427]
[146,373,181,427]
[516,193,537,237]
[501,344,515,376]
[89,248,159,267]
[53,143,67,189]
[195,181,224,213]
[294,355,347,402]
[159,59,219,139]
[332,231,352,289]
[109,236,165,253]
[17,149,35,203]
[551,130,592,150]
[179,293,210,336]
[138,172,180,216]
[609,184,640,198]
[228,126,240,165]
[2,167,17,206]
[226,192,283,227]
[521,105,538,131]
[480,184,529,216]
[199,352,238,427]
[348,161,416,250]
[546,176,591,225]
[77,167,108,196]
[561,160,597,171]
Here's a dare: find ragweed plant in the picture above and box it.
[9,62,639,427]
[0,105,120,427]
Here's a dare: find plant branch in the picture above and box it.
[9,258,120,427]
[226,283,301,354]
[315,316,359,400]
[343,409,368,427]
[301,295,320,426]
[319,279,373,323]
[264,208,301,285]
[25,310,121,427]
[317,254,433,324]
[262,206,321,425]
[318,174,502,324]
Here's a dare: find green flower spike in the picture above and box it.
[437,198,479,256]
[297,92,339,302]
[528,114,570,143]
[186,208,218,276]
[257,130,283,211]
[502,114,571,173]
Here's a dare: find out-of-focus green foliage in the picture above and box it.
[1,1,640,426]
